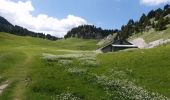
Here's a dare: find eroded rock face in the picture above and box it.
[148,39,170,48]
[130,38,148,49]
[131,38,170,49]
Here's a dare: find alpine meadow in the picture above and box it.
[1,0,170,100]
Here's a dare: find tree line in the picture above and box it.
[0,16,60,41]
[64,25,118,39]
[65,4,170,41]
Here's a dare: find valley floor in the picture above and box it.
[0,32,170,100]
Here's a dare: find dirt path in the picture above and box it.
[0,81,9,95]
[3,52,33,100]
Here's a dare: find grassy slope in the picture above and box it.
[128,26,170,43]
[97,45,170,97]
[0,32,170,99]
[0,32,98,50]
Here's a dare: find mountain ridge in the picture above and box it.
[0,16,60,41]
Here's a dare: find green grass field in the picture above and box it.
[0,32,170,100]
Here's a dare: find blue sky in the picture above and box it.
[0,0,169,37]
[28,0,166,29]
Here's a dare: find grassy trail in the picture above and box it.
[0,50,34,100]
[12,52,33,100]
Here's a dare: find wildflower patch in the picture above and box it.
[42,52,98,67]
[52,92,82,100]
[68,67,87,75]
[92,70,168,100]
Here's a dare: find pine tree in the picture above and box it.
[147,10,156,19]
[164,4,170,11]
[155,16,167,31]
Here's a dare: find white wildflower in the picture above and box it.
[58,60,73,65]
[92,70,169,100]
[42,53,57,59]
[53,92,81,100]
[68,68,87,74]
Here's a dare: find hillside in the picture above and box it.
[115,4,170,41]
[129,26,170,43]
[128,25,170,48]
[0,32,98,51]
[64,25,117,39]
[95,5,170,49]
[0,16,59,41]
[0,32,170,99]
[0,16,13,26]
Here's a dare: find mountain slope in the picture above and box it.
[0,32,98,50]
[0,16,13,26]
[0,16,59,40]
[128,25,170,48]
[64,25,117,39]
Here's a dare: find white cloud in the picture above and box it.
[0,0,88,37]
[140,0,170,6]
